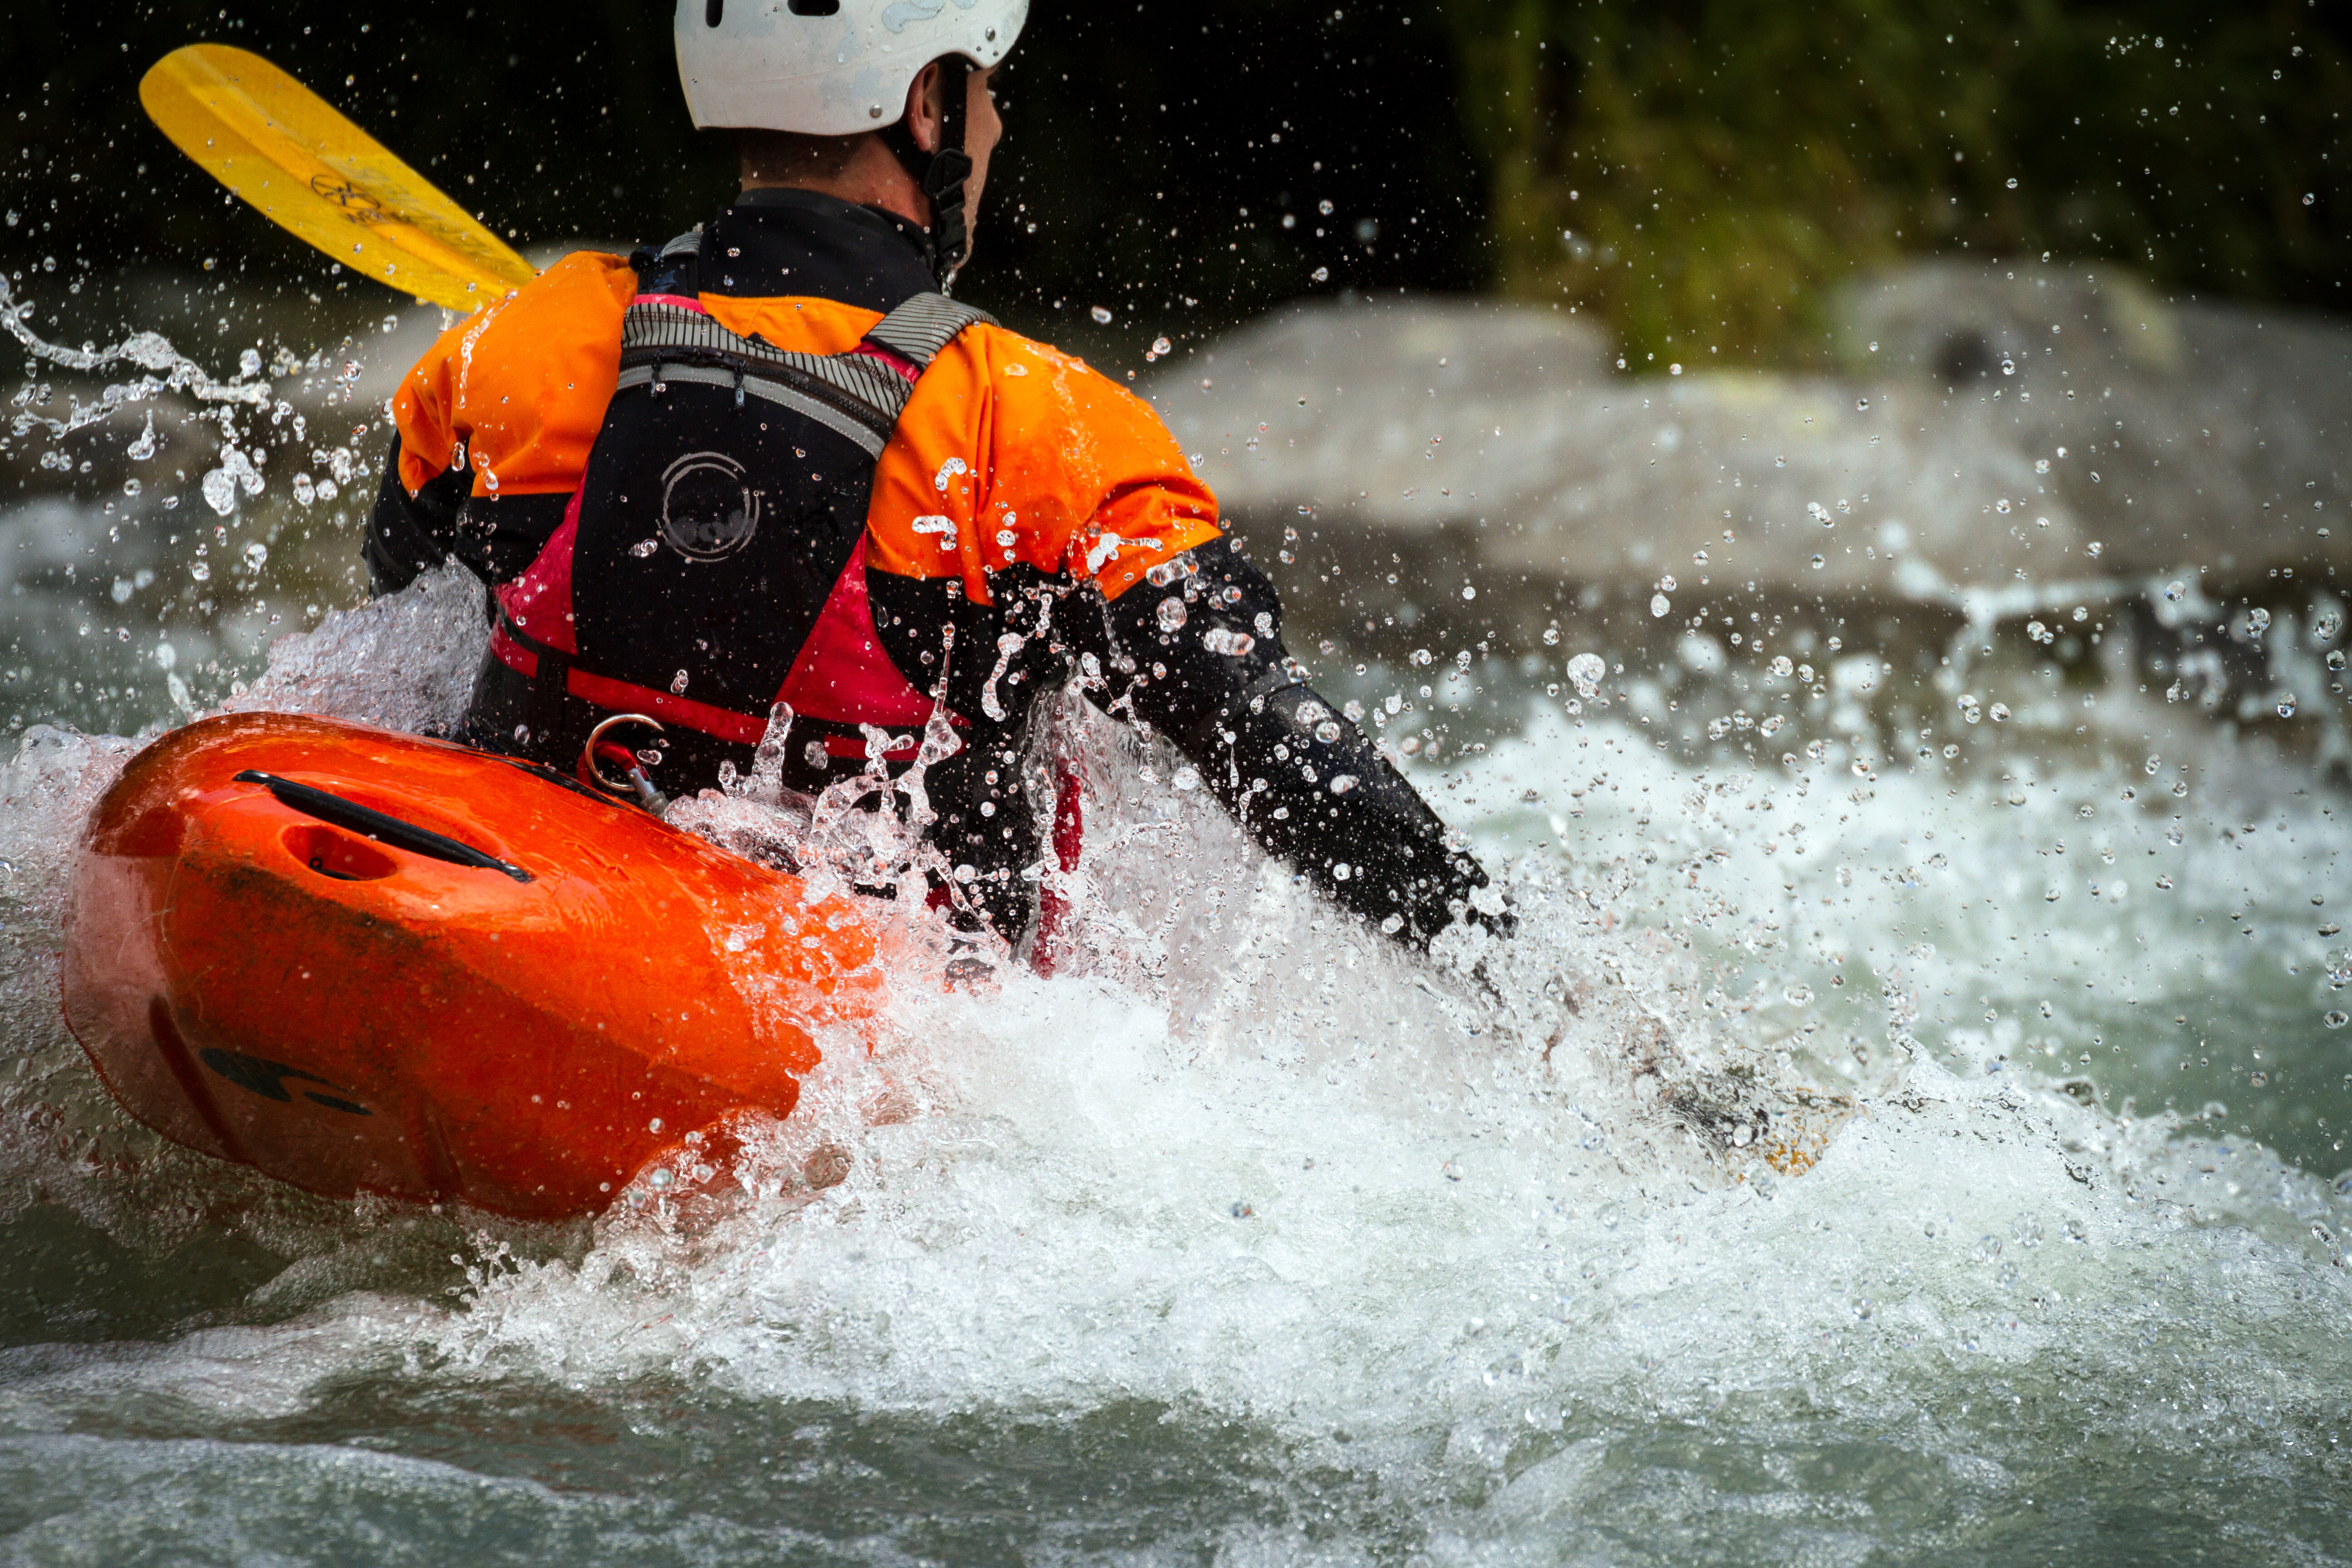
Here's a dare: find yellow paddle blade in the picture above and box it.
[140,44,535,312]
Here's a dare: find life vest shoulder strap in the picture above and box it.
[613,271,996,455]
[864,292,998,372]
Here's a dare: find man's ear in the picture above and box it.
[902,61,943,155]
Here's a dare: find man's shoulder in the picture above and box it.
[948,319,1166,423]
[397,250,639,461]
[957,318,1092,377]
[420,251,639,370]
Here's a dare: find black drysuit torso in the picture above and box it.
[365,191,1499,948]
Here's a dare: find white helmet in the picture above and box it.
[675,0,1027,136]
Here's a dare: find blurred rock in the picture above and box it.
[1145,265,2352,605]
[1149,294,1611,541]
[1838,261,2351,587]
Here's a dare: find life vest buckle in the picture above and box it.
[581,713,672,818]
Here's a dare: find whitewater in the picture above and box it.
[0,280,2347,1563]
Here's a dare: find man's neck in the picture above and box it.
[741,141,929,231]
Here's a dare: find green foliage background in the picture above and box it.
[1447,0,2350,367]
[0,1,2344,366]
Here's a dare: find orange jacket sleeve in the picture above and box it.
[863,323,1224,603]
[393,251,637,499]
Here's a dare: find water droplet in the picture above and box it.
[2326,1010,2349,1030]
[669,670,690,694]
[1650,593,1671,617]
[2248,607,2272,637]
[1810,554,1825,569]
[199,470,236,515]
[1090,305,1112,324]
[2165,581,2185,602]
[2313,609,2343,642]
[2000,358,2016,376]
[1328,774,1358,794]
[2277,695,2298,719]
[1856,397,1869,411]
[1989,703,2010,722]
[630,538,660,558]
[241,541,267,571]
[1156,597,1189,632]
[1151,335,1171,356]
[1200,628,1255,657]
[1314,720,1342,744]
[1566,652,1605,697]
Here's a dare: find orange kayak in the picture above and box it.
[59,711,891,1220]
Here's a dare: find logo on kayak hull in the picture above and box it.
[198,1047,372,1116]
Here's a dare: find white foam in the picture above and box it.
[3,580,2350,1557]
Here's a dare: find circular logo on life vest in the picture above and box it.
[659,451,762,561]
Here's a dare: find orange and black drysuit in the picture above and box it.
[367,189,1496,946]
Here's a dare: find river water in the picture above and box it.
[0,275,2347,1564]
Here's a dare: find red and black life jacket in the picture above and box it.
[465,226,1004,789]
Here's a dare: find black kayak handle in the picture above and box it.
[234,770,534,883]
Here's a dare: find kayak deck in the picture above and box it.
[61,712,888,1219]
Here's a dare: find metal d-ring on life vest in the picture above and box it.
[468,227,997,793]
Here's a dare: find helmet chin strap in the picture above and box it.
[879,56,973,290]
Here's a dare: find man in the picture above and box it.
[364,0,1501,952]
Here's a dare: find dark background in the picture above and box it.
[3,0,2346,363]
